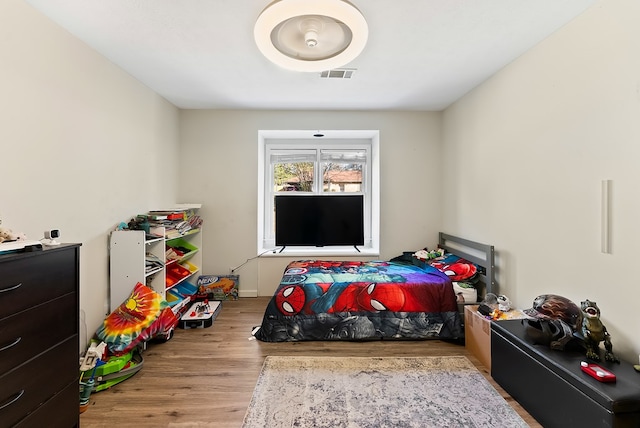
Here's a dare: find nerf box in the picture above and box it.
[196,275,239,300]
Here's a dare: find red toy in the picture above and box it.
[581,361,616,382]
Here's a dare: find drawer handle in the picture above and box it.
[0,283,22,293]
[0,337,21,352]
[0,390,24,411]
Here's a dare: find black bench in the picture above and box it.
[491,319,640,428]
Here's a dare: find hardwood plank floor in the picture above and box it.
[79,297,541,427]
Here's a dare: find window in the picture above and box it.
[258,130,379,256]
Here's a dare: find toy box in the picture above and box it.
[196,275,239,300]
[179,301,222,329]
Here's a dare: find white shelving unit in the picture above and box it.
[109,229,164,312]
[109,205,202,314]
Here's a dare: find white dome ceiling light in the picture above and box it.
[254,0,368,72]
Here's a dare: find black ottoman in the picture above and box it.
[491,319,640,428]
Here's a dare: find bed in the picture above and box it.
[253,233,496,342]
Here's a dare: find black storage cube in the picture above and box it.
[491,319,640,428]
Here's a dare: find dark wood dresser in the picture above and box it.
[0,244,81,428]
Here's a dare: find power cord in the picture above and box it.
[230,248,280,273]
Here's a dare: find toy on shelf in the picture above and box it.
[577,299,619,363]
[497,294,511,312]
[478,293,527,321]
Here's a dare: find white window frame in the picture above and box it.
[258,130,379,256]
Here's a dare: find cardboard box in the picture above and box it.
[196,275,239,300]
[464,305,492,371]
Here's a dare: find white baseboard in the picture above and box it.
[239,289,258,298]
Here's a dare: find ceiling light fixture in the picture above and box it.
[254,0,368,73]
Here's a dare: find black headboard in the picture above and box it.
[438,232,496,296]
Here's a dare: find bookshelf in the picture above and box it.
[109,204,202,314]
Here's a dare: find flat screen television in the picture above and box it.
[275,195,364,247]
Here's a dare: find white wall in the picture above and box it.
[0,0,180,349]
[178,110,442,296]
[442,0,640,361]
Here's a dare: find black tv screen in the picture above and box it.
[275,195,364,247]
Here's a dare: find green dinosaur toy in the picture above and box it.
[579,299,619,363]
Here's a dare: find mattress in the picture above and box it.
[253,259,464,342]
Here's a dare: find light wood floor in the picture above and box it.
[79,297,541,427]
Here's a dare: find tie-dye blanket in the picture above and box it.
[96,282,179,355]
[254,260,463,342]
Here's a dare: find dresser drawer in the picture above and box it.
[13,381,78,428]
[0,293,77,376]
[0,336,78,427]
[0,248,78,320]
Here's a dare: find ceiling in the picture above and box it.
[25,0,596,111]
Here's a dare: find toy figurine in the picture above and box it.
[497,294,511,312]
[0,226,27,243]
[579,299,619,363]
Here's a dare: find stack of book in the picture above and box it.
[145,253,164,275]
[142,206,203,239]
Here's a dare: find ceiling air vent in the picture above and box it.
[320,68,356,79]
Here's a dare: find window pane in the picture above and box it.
[322,162,362,193]
[273,161,314,192]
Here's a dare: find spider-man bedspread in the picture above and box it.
[253,260,463,342]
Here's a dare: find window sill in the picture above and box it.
[259,245,379,258]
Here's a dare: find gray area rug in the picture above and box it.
[242,356,528,428]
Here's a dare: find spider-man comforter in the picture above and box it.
[254,260,463,342]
